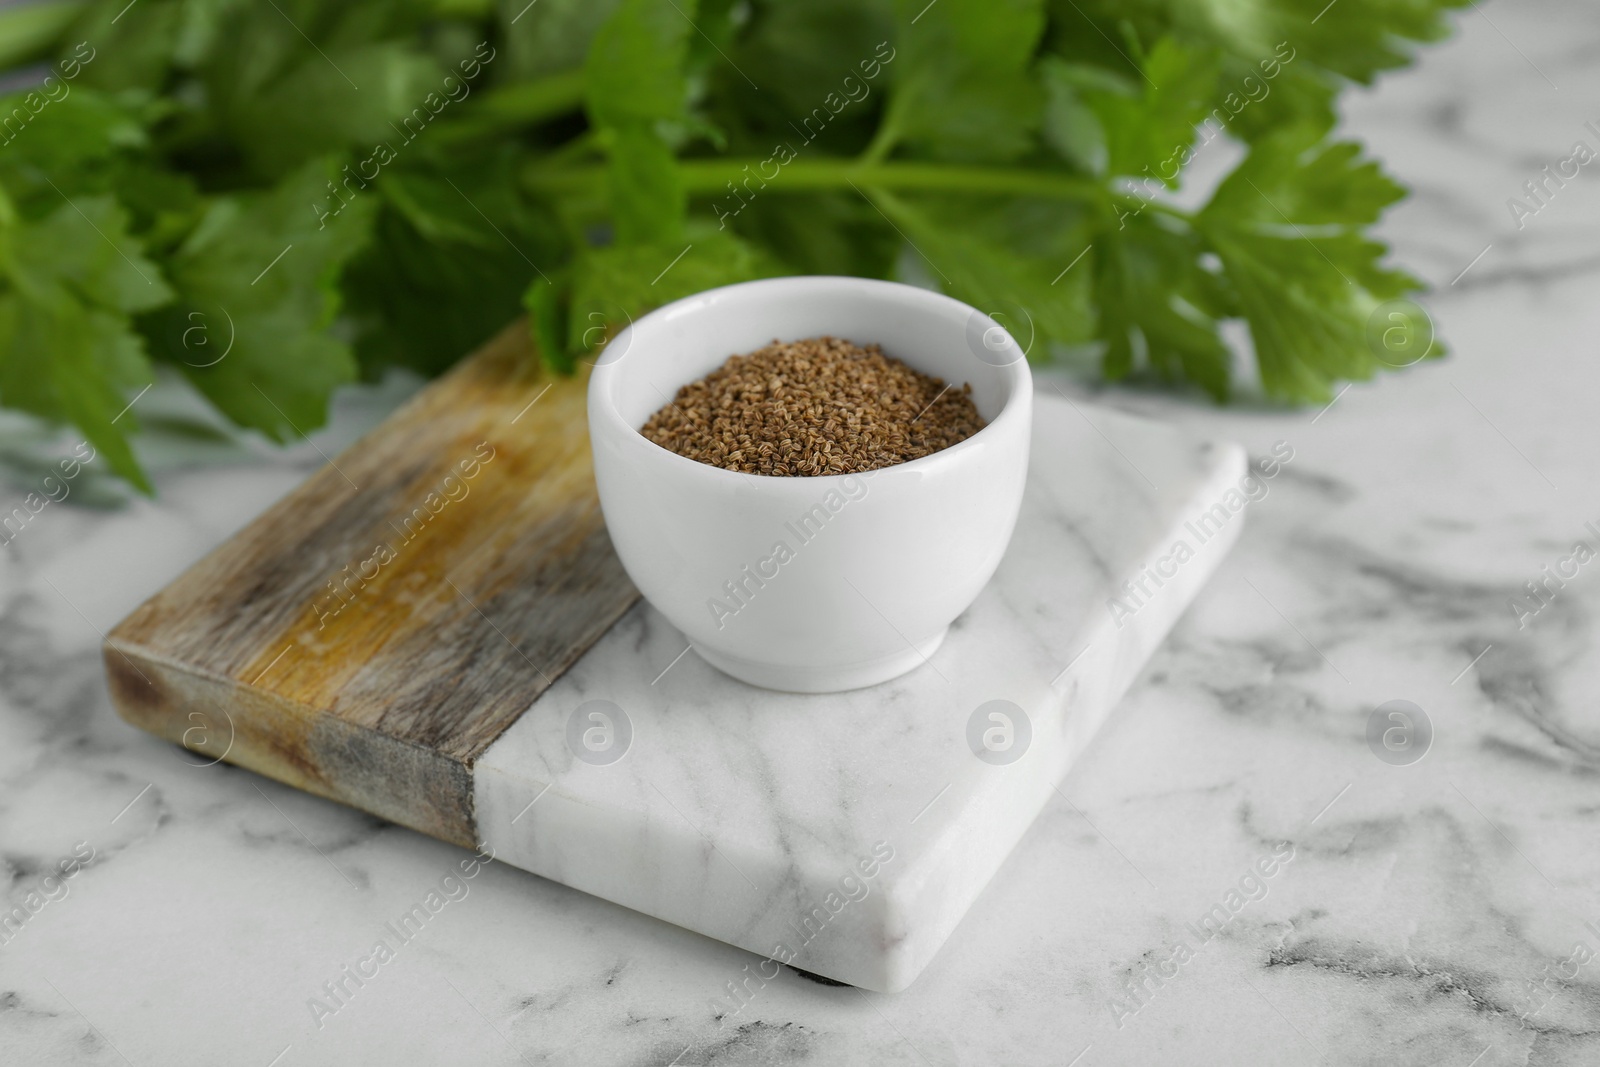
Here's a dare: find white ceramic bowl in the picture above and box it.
[588,276,1032,693]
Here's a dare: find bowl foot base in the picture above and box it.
[693,628,950,693]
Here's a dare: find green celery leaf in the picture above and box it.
[871,190,1095,351]
[218,44,447,178]
[1093,213,1230,399]
[563,225,781,360]
[585,0,697,243]
[47,307,156,492]
[585,0,693,129]
[0,87,145,206]
[1207,43,1329,141]
[1259,0,1472,87]
[684,0,739,81]
[606,124,685,243]
[69,0,185,91]
[1080,37,1220,186]
[722,0,892,156]
[1203,230,1370,400]
[0,195,173,489]
[1055,0,1471,138]
[0,0,84,71]
[883,0,1045,162]
[1039,57,1112,173]
[1203,123,1406,227]
[731,190,900,280]
[523,275,567,372]
[191,1,455,179]
[141,159,375,440]
[111,163,205,251]
[9,195,172,315]
[1198,126,1437,402]
[344,162,564,377]
[68,0,258,91]
[500,0,622,81]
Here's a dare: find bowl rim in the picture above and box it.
[588,276,1034,488]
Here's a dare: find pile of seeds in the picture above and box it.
[639,336,987,476]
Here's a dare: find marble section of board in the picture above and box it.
[475,395,1245,991]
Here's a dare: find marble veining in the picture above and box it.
[5,1,1600,1062]
[474,397,1244,991]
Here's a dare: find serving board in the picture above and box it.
[105,323,638,847]
[105,320,1246,992]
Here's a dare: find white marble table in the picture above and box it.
[5,2,1600,1063]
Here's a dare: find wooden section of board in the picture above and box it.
[104,322,639,847]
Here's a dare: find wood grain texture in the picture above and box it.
[105,322,639,847]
